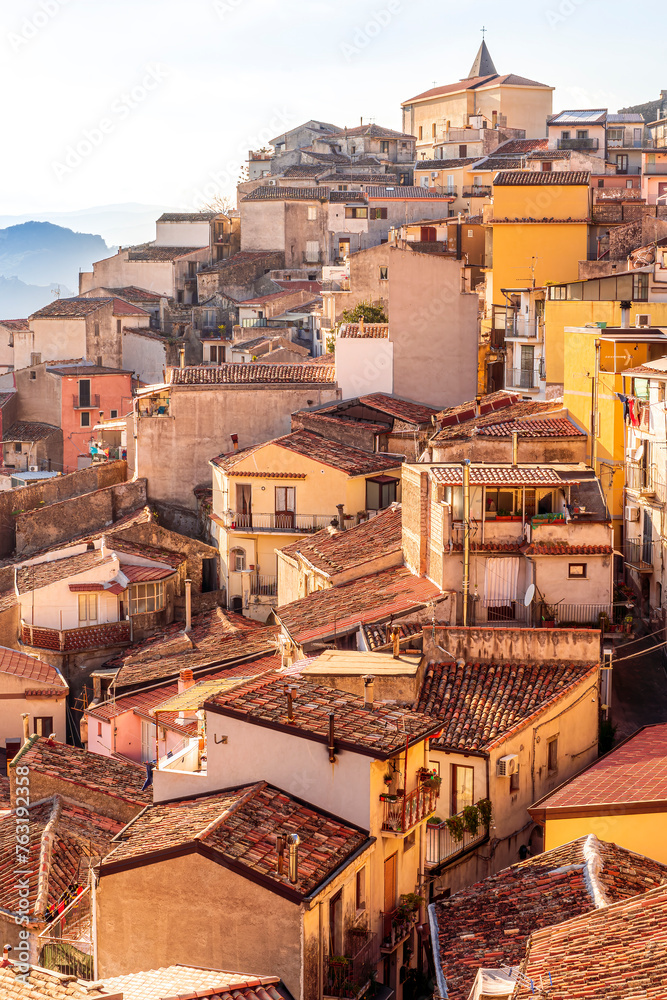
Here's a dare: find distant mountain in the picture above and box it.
[0,221,114,290]
[0,276,74,319]
[0,203,180,250]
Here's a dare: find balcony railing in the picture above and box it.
[643,163,667,175]
[21,619,131,652]
[380,906,419,953]
[225,511,334,534]
[240,317,268,328]
[625,462,667,502]
[326,932,379,998]
[505,318,545,340]
[625,538,653,571]
[505,367,540,390]
[250,574,277,597]
[426,812,488,867]
[380,782,439,835]
[557,137,600,150]
[463,185,492,198]
[431,185,457,197]
[72,394,100,409]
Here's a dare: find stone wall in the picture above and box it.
[401,464,429,576]
[422,625,601,664]
[0,461,128,558]
[15,478,147,555]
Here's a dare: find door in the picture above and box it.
[235,484,252,528]
[275,486,295,529]
[420,226,436,242]
[520,345,535,389]
[202,557,218,593]
[383,852,398,931]
[451,763,474,816]
[329,890,343,957]
[616,154,629,174]
[78,594,98,626]
[78,379,91,407]
[141,719,155,762]
[642,509,652,565]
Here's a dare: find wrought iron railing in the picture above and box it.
[480,599,530,625]
[505,367,540,390]
[250,574,277,596]
[326,932,379,998]
[72,394,100,409]
[226,511,334,533]
[625,537,653,569]
[425,812,488,867]
[463,185,492,198]
[38,886,93,980]
[380,782,439,834]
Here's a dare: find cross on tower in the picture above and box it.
[480,25,488,38]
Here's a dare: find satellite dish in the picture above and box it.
[524,584,536,607]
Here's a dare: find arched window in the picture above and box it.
[230,547,246,572]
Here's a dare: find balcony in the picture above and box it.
[557,137,600,150]
[505,318,545,341]
[505,367,540,390]
[463,185,492,198]
[624,538,653,572]
[432,185,457,197]
[380,780,440,836]
[224,511,335,534]
[72,394,100,409]
[426,810,489,867]
[20,619,131,652]
[625,462,666,503]
[643,163,667,175]
[380,900,420,953]
[326,932,379,998]
[250,574,277,597]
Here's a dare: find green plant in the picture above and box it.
[496,508,511,517]
[446,814,465,842]
[384,771,392,785]
[477,798,492,827]
[340,300,387,325]
[396,892,424,919]
[462,805,480,835]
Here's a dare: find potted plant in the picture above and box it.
[462,804,480,835]
[423,773,442,792]
[445,814,465,842]
[383,771,393,786]
[496,508,513,521]
[477,798,492,827]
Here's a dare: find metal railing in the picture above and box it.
[537,602,614,626]
[72,394,100,409]
[380,907,418,952]
[240,317,268,328]
[326,932,379,998]
[557,137,600,150]
[226,511,334,533]
[463,185,492,198]
[426,812,488,867]
[250,574,277,596]
[380,783,439,834]
[38,887,93,980]
[479,599,530,625]
[625,537,653,569]
[505,367,540,390]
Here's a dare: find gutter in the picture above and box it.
[428,902,449,999]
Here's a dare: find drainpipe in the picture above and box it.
[462,459,471,627]
[512,430,519,467]
[184,578,192,632]
[591,339,601,474]
[21,713,30,745]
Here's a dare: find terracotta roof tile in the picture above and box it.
[327,123,416,140]
[3,420,60,442]
[361,619,422,651]
[430,466,570,487]
[280,504,401,577]
[433,836,667,1000]
[339,323,389,339]
[275,566,441,644]
[101,783,371,899]
[213,430,401,477]
[0,962,110,998]
[432,396,561,440]
[417,660,597,752]
[359,393,439,425]
[534,722,667,810]
[10,737,151,806]
[494,170,591,185]
[0,318,29,331]
[493,138,550,154]
[16,550,112,594]
[30,296,147,318]
[120,563,176,582]
[514,880,667,1000]
[127,245,207,261]
[523,542,614,555]
[169,364,336,385]
[157,212,217,222]
[0,646,66,687]
[98,966,288,1000]
[476,417,585,438]
[206,674,441,759]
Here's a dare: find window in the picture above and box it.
[14,443,22,453]
[418,126,423,140]
[561,130,570,140]
[337,184,348,191]
[379,266,388,280]
[485,488,515,515]
[607,128,624,146]
[371,207,388,219]
[307,205,317,221]
[634,127,643,145]
[542,161,552,172]
[458,144,467,158]
[431,123,436,138]
[29,371,36,380]
[329,889,343,957]
[30,352,41,366]
[81,412,90,427]
[451,764,474,815]
[576,129,588,139]
[549,285,567,300]
[509,766,520,793]
[344,207,368,219]
[78,593,98,624]
[350,145,356,154]
[633,272,649,301]
[130,581,165,615]
[616,153,629,174]
[365,476,398,511]
[305,240,319,262]
[547,736,558,773]
[34,717,53,738]
[568,563,587,578]
[78,379,91,407]
[116,319,122,334]
[275,486,296,528]
[355,867,366,910]
[97,721,102,737]
[626,179,634,189]
[110,409,118,419]
[230,547,246,572]
[94,322,100,338]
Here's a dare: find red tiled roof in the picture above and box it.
[327,123,416,140]
[101,783,371,900]
[10,736,151,806]
[213,430,401,478]
[0,646,66,687]
[430,465,571,486]
[0,962,110,998]
[121,563,176,583]
[359,393,439,425]
[417,660,598,752]
[98,966,289,1000]
[206,674,441,759]
[476,417,585,438]
[0,796,122,921]
[514,881,667,1000]
[275,566,441,644]
[280,504,401,577]
[48,362,135,376]
[432,397,562,440]
[523,542,613,555]
[494,170,591,185]
[106,285,164,302]
[127,245,207,261]
[3,420,60,442]
[169,363,336,385]
[339,323,389,339]
[493,137,550,154]
[0,318,29,330]
[30,296,147,318]
[16,550,112,594]
[432,836,667,1000]
[532,722,667,812]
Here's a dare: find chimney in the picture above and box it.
[285,685,295,723]
[336,503,345,530]
[276,834,286,876]
[2,944,12,967]
[179,347,185,368]
[178,668,195,694]
[288,832,300,884]
[391,625,401,659]
[358,316,364,334]
[230,433,239,452]
[21,713,30,746]
[184,578,192,633]
[620,300,631,329]
[363,674,375,707]
[512,430,519,467]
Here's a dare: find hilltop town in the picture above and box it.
[1,39,667,1000]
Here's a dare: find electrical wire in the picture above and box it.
[609,638,667,664]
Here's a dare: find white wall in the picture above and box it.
[155,221,210,248]
[18,318,86,370]
[19,555,122,630]
[335,339,394,399]
[122,330,166,384]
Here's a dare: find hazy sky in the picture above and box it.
[1,0,663,215]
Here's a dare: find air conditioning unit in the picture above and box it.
[29,465,38,473]
[625,504,640,521]
[635,314,651,327]
[497,754,519,777]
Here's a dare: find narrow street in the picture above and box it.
[611,631,667,742]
